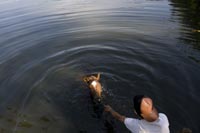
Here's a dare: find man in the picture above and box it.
[104,95,170,133]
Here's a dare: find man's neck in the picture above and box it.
[145,112,159,122]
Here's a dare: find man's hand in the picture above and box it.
[104,105,113,112]
[104,105,125,122]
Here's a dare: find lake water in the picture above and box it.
[0,0,200,132]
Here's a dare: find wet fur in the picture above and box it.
[83,73,102,99]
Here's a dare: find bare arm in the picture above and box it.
[104,105,125,122]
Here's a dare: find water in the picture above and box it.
[0,0,200,132]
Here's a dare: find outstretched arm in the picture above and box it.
[104,105,125,122]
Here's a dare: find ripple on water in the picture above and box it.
[0,0,200,132]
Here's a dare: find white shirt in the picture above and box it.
[124,113,170,133]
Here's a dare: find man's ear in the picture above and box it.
[140,113,145,118]
[134,110,141,117]
[134,109,137,115]
[134,109,144,119]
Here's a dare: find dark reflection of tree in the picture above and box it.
[170,0,200,62]
[171,0,200,25]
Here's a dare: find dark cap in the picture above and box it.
[133,95,145,118]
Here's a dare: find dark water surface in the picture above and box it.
[0,0,200,132]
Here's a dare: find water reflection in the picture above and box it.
[0,0,200,133]
[170,0,200,63]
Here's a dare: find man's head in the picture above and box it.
[133,95,158,122]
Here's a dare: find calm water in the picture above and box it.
[0,0,200,132]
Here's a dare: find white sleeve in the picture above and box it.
[160,114,170,133]
[124,118,139,133]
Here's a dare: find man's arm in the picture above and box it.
[104,105,126,122]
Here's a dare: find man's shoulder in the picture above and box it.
[159,113,169,120]
[124,117,140,128]
[124,117,139,132]
[124,117,138,124]
[159,113,167,117]
[158,113,169,126]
